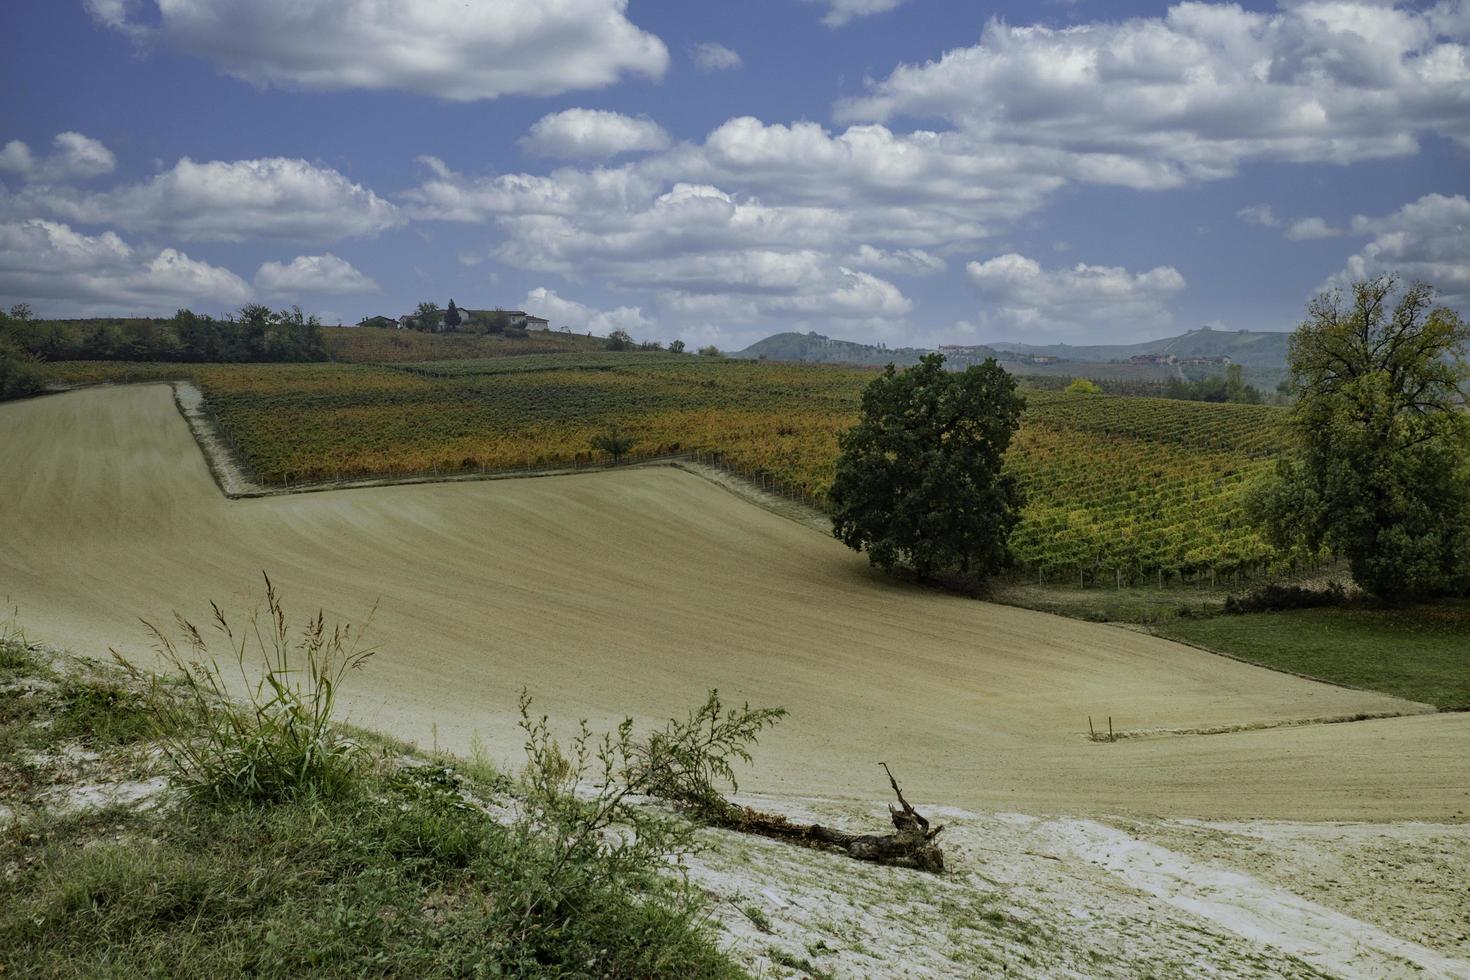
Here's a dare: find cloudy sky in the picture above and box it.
[2,1,1467,348]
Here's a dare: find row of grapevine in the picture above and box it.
[87,354,1301,581]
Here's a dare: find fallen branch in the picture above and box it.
[710,763,945,873]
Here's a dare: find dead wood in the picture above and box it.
[713,763,945,872]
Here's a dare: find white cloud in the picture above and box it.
[1325,193,1470,309]
[88,0,669,101]
[254,253,380,295]
[0,141,34,175]
[966,253,1186,336]
[838,3,1470,181]
[520,109,671,160]
[1285,217,1343,240]
[0,219,250,314]
[692,42,742,72]
[1237,204,1280,228]
[845,244,946,276]
[12,157,402,242]
[0,132,116,182]
[523,286,653,334]
[806,0,908,29]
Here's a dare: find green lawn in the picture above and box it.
[1158,601,1470,710]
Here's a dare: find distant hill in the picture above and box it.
[735,326,1291,389]
[733,331,944,367]
[989,327,1292,368]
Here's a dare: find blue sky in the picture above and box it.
[1,0,1466,349]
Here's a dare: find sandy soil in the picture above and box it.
[2,385,1468,821]
[696,795,1470,979]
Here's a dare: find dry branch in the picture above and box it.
[714,763,945,873]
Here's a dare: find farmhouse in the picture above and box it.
[394,304,551,332]
[356,315,397,329]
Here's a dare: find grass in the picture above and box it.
[0,594,757,979]
[988,581,1231,625]
[1157,600,1470,710]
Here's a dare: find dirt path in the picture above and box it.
[2,384,1467,820]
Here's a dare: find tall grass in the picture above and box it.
[113,574,375,804]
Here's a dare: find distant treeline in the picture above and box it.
[0,304,327,364]
[1022,363,1268,404]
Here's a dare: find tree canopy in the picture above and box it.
[828,353,1025,580]
[0,305,325,364]
[1254,276,1470,601]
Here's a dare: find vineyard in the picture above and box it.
[320,326,608,362]
[41,353,1299,581]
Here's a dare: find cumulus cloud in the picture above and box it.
[1324,193,1470,309]
[0,219,250,314]
[838,3,1470,183]
[0,132,116,182]
[407,160,915,329]
[11,157,402,242]
[692,42,742,71]
[806,0,908,29]
[521,109,671,159]
[1285,217,1343,240]
[254,253,380,295]
[1237,204,1280,228]
[845,244,946,276]
[86,0,668,101]
[966,253,1186,336]
[523,286,653,334]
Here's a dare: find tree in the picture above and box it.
[591,426,636,465]
[444,299,462,330]
[697,345,722,357]
[0,334,45,401]
[829,353,1025,579]
[605,329,634,351]
[1254,275,1470,601]
[1065,378,1102,395]
[415,301,441,332]
[668,339,686,354]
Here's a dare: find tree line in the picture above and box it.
[0,304,327,364]
[1043,364,1267,403]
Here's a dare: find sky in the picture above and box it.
[1,0,1467,350]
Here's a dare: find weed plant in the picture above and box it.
[3,587,776,976]
[112,573,375,804]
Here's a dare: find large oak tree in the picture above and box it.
[829,353,1025,580]
[1255,276,1470,601]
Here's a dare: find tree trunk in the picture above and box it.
[716,764,945,873]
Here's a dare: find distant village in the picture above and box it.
[357,300,549,334]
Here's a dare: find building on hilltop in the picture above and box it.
[393,305,551,332]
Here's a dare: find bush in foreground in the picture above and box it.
[3,586,776,977]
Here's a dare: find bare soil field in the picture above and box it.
[2,385,1467,820]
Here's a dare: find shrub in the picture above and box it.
[113,574,375,805]
[591,426,637,464]
[1224,581,1349,614]
[0,335,45,401]
[501,689,781,975]
[1065,378,1103,395]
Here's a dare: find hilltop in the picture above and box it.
[735,326,1291,388]
[990,327,1292,369]
[731,331,947,366]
